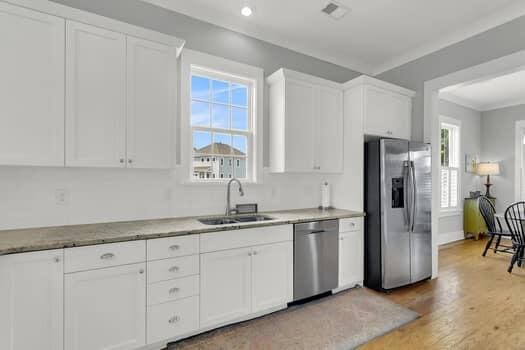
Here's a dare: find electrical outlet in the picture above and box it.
[55,188,69,205]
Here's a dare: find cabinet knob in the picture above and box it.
[119,158,125,164]
[252,250,258,255]
[169,244,180,251]
[386,130,393,135]
[169,287,180,294]
[168,266,179,273]
[54,256,61,263]
[168,316,180,324]
[313,166,321,170]
[100,253,115,260]
[128,159,133,164]
[139,269,144,274]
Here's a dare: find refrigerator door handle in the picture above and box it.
[403,161,410,229]
[410,160,417,232]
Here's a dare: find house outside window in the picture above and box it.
[190,68,251,181]
[440,118,461,210]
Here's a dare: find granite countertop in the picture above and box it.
[0,208,365,256]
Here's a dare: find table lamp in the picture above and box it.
[476,162,500,197]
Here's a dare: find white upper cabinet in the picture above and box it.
[344,76,414,140]
[66,21,127,167]
[268,69,344,173]
[126,37,176,169]
[0,250,64,350]
[0,3,65,166]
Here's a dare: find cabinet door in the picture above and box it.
[364,86,411,139]
[338,230,364,288]
[66,21,126,167]
[0,250,64,350]
[317,86,343,173]
[284,79,316,172]
[65,263,146,350]
[126,37,176,169]
[0,3,65,166]
[200,248,252,328]
[251,241,293,313]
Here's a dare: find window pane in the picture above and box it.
[191,101,210,126]
[212,80,229,103]
[441,128,449,167]
[213,133,232,154]
[232,135,247,155]
[231,83,248,106]
[212,104,229,129]
[193,131,211,151]
[232,107,248,130]
[191,76,210,100]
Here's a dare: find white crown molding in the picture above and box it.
[439,91,482,111]
[343,75,415,97]
[5,0,185,53]
[372,1,525,76]
[480,97,525,112]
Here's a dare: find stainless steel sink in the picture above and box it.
[234,215,274,223]
[198,214,275,225]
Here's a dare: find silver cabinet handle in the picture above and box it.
[339,237,344,241]
[248,252,252,256]
[386,130,393,135]
[128,159,133,164]
[139,269,144,274]
[313,166,321,170]
[168,316,180,324]
[169,244,180,251]
[100,253,115,260]
[168,266,179,272]
[169,287,180,294]
[54,256,61,263]
[252,251,258,255]
[119,158,125,164]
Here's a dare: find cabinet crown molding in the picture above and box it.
[267,68,343,90]
[343,75,416,98]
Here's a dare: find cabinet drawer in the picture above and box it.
[148,275,199,306]
[147,255,199,283]
[64,240,145,273]
[339,218,362,233]
[200,225,293,253]
[147,235,199,261]
[147,296,199,344]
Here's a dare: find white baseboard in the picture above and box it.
[437,230,464,245]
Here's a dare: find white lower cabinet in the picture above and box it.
[64,263,146,350]
[200,240,293,329]
[0,250,64,350]
[200,247,252,328]
[338,229,364,288]
[251,241,293,313]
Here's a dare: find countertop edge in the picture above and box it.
[0,210,365,256]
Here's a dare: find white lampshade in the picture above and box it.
[476,162,500,176]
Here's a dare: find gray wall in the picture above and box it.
[438,100,482,242]
[378,16,525,142]
[481,104,525,212]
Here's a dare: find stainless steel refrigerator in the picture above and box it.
[364,139,432,291]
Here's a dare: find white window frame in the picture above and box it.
[440,116,461,212]
[180,49,264,184]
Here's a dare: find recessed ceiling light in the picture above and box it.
[241,5,253,17]
[322,1,350,20]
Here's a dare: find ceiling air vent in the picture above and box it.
[321,1,349,20]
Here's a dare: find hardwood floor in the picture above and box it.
[361,238,525,350]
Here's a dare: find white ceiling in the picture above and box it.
[440,68,525,111]
[141,0,525,75]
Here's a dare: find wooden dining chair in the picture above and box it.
[504,201,525,273]
[479,196,513,256]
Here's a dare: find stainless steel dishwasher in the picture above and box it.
[293,219,339,301]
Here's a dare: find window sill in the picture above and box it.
[440,209,463,218]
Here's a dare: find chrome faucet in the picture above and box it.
[226,178,245,216]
